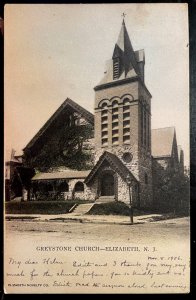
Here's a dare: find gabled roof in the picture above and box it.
[32,170,91,181]
[85,151,138,184]
[151,127,176,158]
[24,98,94,150]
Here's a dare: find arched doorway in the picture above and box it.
[100,172,114,196]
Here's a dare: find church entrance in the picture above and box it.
[100,173,114,196]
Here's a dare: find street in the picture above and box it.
[5,217,189,246]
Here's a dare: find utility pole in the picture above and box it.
[126,174,134,224]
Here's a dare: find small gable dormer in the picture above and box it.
[112,44,123,80]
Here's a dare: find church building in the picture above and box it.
[20,19,184,209]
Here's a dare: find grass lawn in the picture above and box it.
[5,200,189,217]
[87,201,189,217]
[5,200,92,215]
[88,201,134,216]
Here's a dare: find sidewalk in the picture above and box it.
[5,212,185,225]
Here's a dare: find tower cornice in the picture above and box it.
[94,76,152,98]
[94,76,138,91]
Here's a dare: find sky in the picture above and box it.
[4,3,189,165]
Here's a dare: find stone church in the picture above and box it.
[20,20,185,208]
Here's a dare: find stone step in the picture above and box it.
[71,203,95,215]
[96,196,115,203]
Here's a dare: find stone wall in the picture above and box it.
[138,81,151,107]
[85,178,98,200]
[116,174,129,204]
[66,178,96,201]
[94,81,139,109]
[116,173,138,206]
[93,77,154,209]
[94,82,141,183]
[34,178,96,201]
[94,81,140,151]
[94,146,139,180]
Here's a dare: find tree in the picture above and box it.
[153,162,189,212]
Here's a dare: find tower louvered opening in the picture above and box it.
[113,58,120,79]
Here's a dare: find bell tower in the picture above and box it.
[94,19,153,207]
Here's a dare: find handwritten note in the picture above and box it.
[5,243,190,293]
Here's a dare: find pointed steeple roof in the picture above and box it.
[114,19,141,77]
[122,17,125,26]
[116,19,132,52]
[95,19,146,89]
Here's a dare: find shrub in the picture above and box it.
[87,201,130,216]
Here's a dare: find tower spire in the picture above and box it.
[121,12,126,25]
[95,18,146,87]
[114,16,141,78]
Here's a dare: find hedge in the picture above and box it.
[5,201,79,215]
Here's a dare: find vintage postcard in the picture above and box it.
[4,3,190,294]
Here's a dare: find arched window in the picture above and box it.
[101,102,108,109]
[145,173,148,184]
[112,101,119,117]
[75,181,84,192]
[112,100,119,145]
[123,98,130,144]
[101,102,108,146]
[141,100,149,149]
[112,100,118,107]
[101,103,108,118]
[58,181,69,192]
[123,98,131,106]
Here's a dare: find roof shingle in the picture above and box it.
[151,127,175,158]
[24,98,94,150]
[32,170,91,181]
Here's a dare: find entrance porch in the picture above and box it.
[85,151,139,205]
